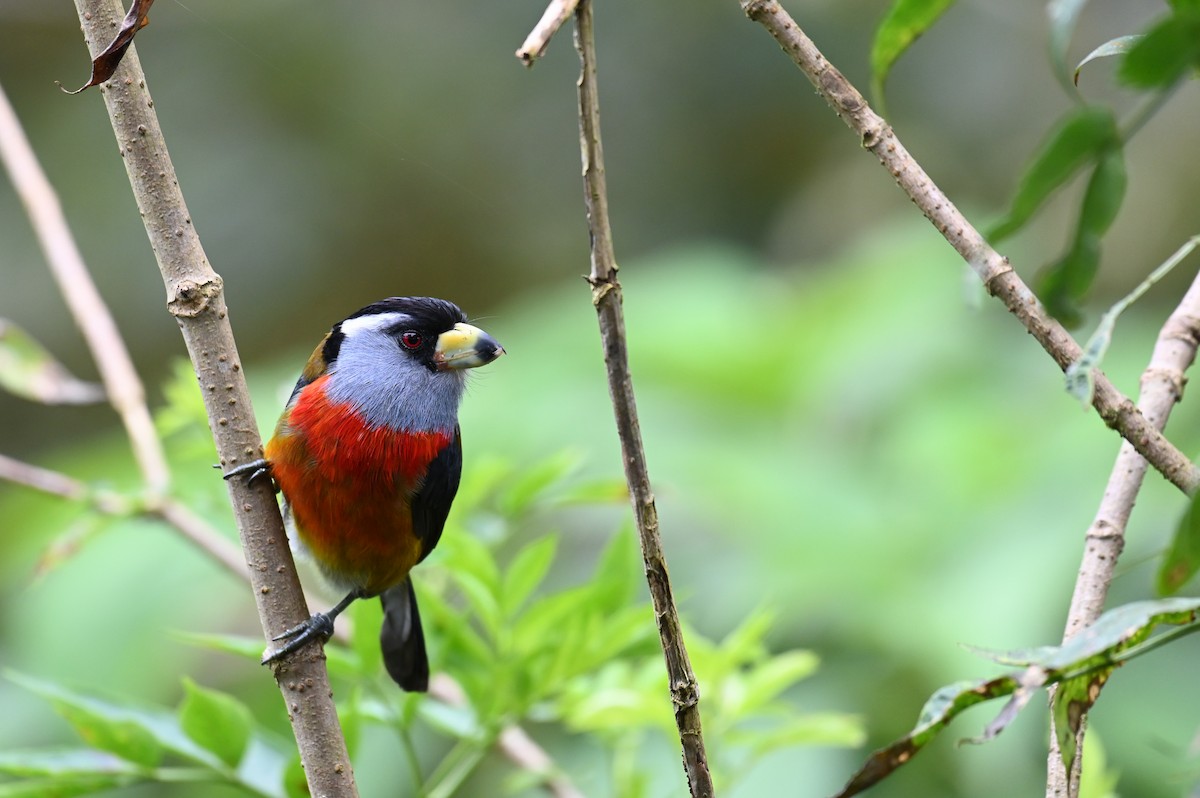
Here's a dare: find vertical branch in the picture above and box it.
[573,2,715,795]
[71,3,357,795]
[1046,263,1200,796]
[0,79,167,494]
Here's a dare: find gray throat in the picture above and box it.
[324,340,467,433]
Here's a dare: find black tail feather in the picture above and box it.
[379,580,430,692]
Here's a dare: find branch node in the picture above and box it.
[672,678,700,711]
[982,257,1014,296]
[167,276,223,318]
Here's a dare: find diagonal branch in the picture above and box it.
[71,3,356,795]
[739,0,1200,497]
[517,0,581,66]
[573,2,715,795]
[1046,254,1200,797]
[0,78,168,494]
[0,452,250,579]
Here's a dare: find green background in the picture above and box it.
[3,1,1200,796]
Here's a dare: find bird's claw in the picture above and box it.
[220,458,276,490]
[261,612,334,665]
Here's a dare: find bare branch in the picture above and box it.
[1046,251,1200,796]
[70,3,356,794]
[517,0,581,66]
[739,0,1200,496]
[496,726,584,798]
[0,453,125,512]
[151,497,253,581]
[572,2,715,795]
[0,450,251,581]
[0,78,168,494]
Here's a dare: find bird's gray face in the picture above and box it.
[323,298,504,433]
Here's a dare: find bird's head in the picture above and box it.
[313,297,504,433]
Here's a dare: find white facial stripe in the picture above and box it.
[339,312,412,339]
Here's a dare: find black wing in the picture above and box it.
[378,427,460,692]
[410,426,462,563]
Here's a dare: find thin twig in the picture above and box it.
[151,497,253,581]
[496,726,583,798]
[572,2,715,795]
[516,0,581,66]
[0,78,168,494]
[0,453,128,514]
[739,0,1200,497]
[0,451,251,580]
[71,4,356,795]
[1046,254,1200,797]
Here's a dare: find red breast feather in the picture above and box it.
[265,375,451,594]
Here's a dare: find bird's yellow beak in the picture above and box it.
[433,322,505,371]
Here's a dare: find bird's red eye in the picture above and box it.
[400,331,423,350]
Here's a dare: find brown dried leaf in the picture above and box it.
[62,0,155,95]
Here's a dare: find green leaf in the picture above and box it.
[501,534,558,617]
[551,477,629,506]
[590,527,641,612]
[834,598,1200,798]
[960,642,1060,667]
[870,0,958,105]
[1073,35,1143,85]
[0,775,141,797]
[1047,598,1200,670]
[178,678,253,769]
[1038,236,1098,329]
[725,650,820,718]
[441,531,501,596]
[832,676,1020,798]
[452,570,504,643]
[512,587,592,658]
[496,451,581,517]
[1035,143,1125,325]
[1076,148,1127,239]
[0,319,105,405]
[1047,0,1092,89]
[0,749,142,779]
[558,662,674,735]
[1118,12,1200,89]
[7,674,166,769]
[987,107,1119,243]
[420,586,494,666]
[726,712,865,753]
[1160,491,1200,594]
[1052,667,1113,774]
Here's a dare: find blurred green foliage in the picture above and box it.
[4,0,1200,796]
[5,235,1200,796]
[1,348,862,796]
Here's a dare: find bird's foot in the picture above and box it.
[261,612,335,665]
[220,458,276,490]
